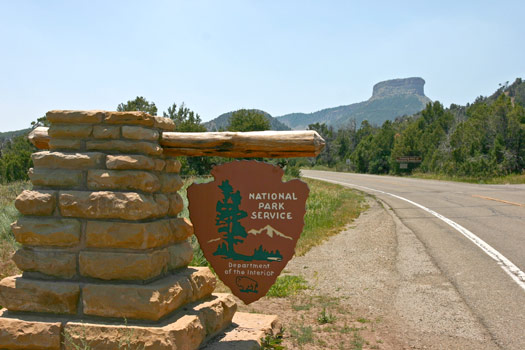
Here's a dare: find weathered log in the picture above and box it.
[161,131,325,158]
[27,127,325,158]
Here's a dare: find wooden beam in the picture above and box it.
[161,131,325,158]
[28,128,325,158]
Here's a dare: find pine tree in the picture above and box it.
[215,180,248,257]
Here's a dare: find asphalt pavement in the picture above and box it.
[302,170,525,350]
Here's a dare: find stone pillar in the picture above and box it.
[0,111,237,349]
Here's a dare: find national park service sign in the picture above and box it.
[187,161,309,304]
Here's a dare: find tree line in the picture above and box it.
[305,78,525,178]
[1,79,524,183]
[0,97,273,182]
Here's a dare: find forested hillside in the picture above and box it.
[305,78,525,179]
[204,109,290,131]
[277,77,431,130]
[1,79,524,183]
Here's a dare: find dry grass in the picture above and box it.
[0,181,29,279]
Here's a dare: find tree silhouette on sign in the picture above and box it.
[215,180,248,258]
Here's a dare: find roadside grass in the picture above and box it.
[261,327,285,350]
[304,164,525,185]
[297,178,367,256]
[269,294,386,350]
[317,308,337,324]
[266,275,308,298]
[289,325,314,345]
[178,177,213,267]
[0,181,29,279]
[411,171,525,184]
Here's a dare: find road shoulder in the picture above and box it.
[240,196,497,349]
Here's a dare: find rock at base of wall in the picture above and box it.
[0,276,79,315]
[82,267,216,321]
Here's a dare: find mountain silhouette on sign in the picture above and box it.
[248,225,293,240]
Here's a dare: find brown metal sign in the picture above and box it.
[187,160,309,304]
[396,156,422,163]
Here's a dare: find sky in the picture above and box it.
[1,0,524,132]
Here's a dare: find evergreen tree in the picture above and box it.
[0,135,35,183]
[228,109,270,132]
[117,96,158,115]
[163,102,212,175]
[163,102,207,132]
[215,180,248,257]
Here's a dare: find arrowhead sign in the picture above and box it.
[187,160,309,304]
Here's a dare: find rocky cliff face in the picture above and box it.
[276,77,431,130]
[371,77,426,99]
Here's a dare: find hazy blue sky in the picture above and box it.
[1,0,524,131]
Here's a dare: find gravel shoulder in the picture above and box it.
[238,196,499,349]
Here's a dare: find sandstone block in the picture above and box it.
[12,248,77,279]
[155,193,170,215]
[168,241,193,270]
[155,158,166,171]
[48,124,92,138]
[154,116,176,131]
[46,110,104,124]
[122,125,159,141]
[28,126,50,150]
[105,154,156,170]
[202,312,280,350]
[87,169,160,193]
[160,173,184,193]
[29,168,83,188]
[48,138,82,150]
[92,125,120,139]
[85,219,173,249]
[168,192,184,216]
[170,217,194,241]
[79,250,169,280]
[63,320,178,350]
[32,151,105,169]
[165,159,182,173]
[104,111,154,126]
[86,140,162,156]
[59,191,169,220]
[0,310,61,350]
[189,267,217,301]
[64,294,235,350]
[194,293,237,337]
[15,190,56,216]
[82,267,216,320]
[0,276,79,314]
[11,217,81,247]
[64,315,204,350]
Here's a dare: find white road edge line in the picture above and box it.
[304,175,525,292]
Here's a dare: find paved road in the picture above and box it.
[302,170,525,350]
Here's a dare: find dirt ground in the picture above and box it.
[230,197,498,349]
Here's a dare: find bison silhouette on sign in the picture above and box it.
[236,276,258,293]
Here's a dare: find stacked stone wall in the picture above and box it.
[0,110,237,349]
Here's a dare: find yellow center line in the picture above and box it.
[472,194,525,207]
[373,179,410,187]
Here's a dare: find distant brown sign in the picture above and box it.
[396,156,422,163]
[187,161,309,304]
